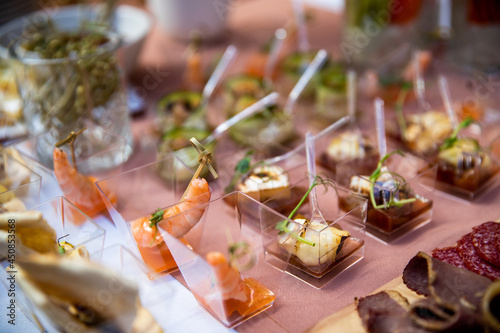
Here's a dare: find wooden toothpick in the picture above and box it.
[55,128,86,171]
[181,138,218,201]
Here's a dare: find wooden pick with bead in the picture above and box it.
[181,137,218,201]
[55,128,86,171]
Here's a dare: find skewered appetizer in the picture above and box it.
[53,129,116,219]
[156,91,213,184]
[221,74,295,148]
[274,176,361,277]
[339,151,432,234]
[435,118,498,193]
[131,139,216,274]
[278,216,351,270]
[319,131,379,176]
[278,52,349,124]
[394,110,453,156]
[131,177,211,273]
[224,152,305,214]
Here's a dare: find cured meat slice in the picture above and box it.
[431,246,467,269]
[356,291,427,333]
[457,233,500,281]
[472,221,500,267]
[403,252,491,307]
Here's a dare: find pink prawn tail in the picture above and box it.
[53,148,106,218]
[206,251,248,302]
[161,178,211,238]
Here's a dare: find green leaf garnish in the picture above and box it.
[57,234,72,255]
[368,151,416,210]
[148,208,164,246]
[395,82,411,140]
[439,117,474,151]
[224,150,256,193]
[275,175,335,247]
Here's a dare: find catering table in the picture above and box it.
[2,0,500,332]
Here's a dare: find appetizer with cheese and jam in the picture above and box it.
[339,151,433,235]
[319,130,379,176]
[224,151,305,214]
[435,118,499,194]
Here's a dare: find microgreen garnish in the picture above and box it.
[228,241,256,272]
[394,82,411,140]
[57,234,73,255]
[148,208,164,246]
[224,150,257,193]
[440,117,474,150]
[275,175,335,247]
[368,151,416,210]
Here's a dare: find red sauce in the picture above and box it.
[134,237,190,274]
[195,278,275,326]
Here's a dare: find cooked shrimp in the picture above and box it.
[53,148,112,217]
[131,178,210,247]
[206,251,248,302]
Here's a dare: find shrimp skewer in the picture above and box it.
[206,251,248,302]
[53,148,113,217]
[131,177,211,247]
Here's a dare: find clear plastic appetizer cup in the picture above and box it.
[434,138,500,200]
[316,124,380,177]
[261,177,367,289]
[37,196,105,260]
[219,143,307,212]
[160,192,289,328]
[98,244,173,306]
[0,152,41,210]
[96,154,198,276]
[337,152,437,244]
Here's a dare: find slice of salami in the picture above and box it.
[431,246,467,269]
[472,221,500,267]
[457,233,500,281]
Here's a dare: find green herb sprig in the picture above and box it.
[394,81,412,140]
[275,175,335,247]
[439,117,474,151]
[148,208,165,246]
[57,234,72,255]
[368,151,416,210]
[224,150,257,193]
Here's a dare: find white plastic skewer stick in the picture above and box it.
[263,116,350,165]
[285,49,328,114]
[374,98,387,158]
[201,45,237,107]
[347,70,357,125]
[305,131,325,224]
[204,92,279,143]
[264,28,287,86]
[438,75,458,129]
[292,0,310,53]
[412,50,427,111]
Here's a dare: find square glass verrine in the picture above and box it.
[262,176,367,289]
[96,154,203,276]
[35,196,105,260]
[160,192,289,328]
[0,152,41,210]
[337,152,437,243]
